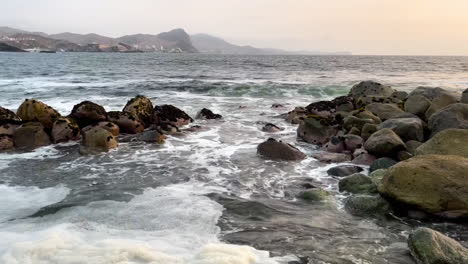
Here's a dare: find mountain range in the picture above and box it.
[0,26,351,55]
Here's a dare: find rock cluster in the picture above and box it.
[0,96,213,154]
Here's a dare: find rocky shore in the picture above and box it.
[1,81,468,263]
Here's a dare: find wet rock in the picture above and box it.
[462,89,468,104]
[122,95,154,127]
[343,116,375,131]
[344,194,390,217]
[137,129,166,143]
[83,122,120,137]
[404,95,431,118]
[81,127,118,153]
[365,103,404,121]
[108,111,144,134]
[364,128,406,157]
[379,155,468,216]
[415,129,468,158]
[311,152,352,163]
[352,152,377,166]
[153,122,180,135]
[348,81,394,100]
[184,125,207,133]
[428,103,468,137]
[361,123,378,141]
[261,123,284,133]
[51,117,81,143]
[409,86,458,101]
[271,103,285,109]
[286,107,308,124]
[0,135,14,150]
[369,157,397,173]
[425,94,458,120]
[391,90,408,101]
[70,101,107,128]
[13,122,51,150]
[378,117,424,142]
[369,169,387,187]
[0,106,21,125]
[298,189,332,202]
[16,99,61,130]
[257,138,306,161]
[0,123,18,136]
[408,227,468,264]
[322,136,345,153]
[305,96,354,117]
[339,173,377,194]
[297,116,338,145]
[153,105,193,127]
[196,108,223,120]
[343,134,364,152]
[327,165,363,177]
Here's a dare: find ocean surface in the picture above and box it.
[0,53,467,264]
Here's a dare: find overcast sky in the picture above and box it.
[2,0,468,55]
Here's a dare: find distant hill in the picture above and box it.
[116,29,197,52]
[1,33,83,51]
[49,32,117,46]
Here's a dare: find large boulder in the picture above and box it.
[428,103,468,137]
[16,99,60,130]
[348,81,394,100]
[51,117,81,143]
[338,173,377,194]
[408,227,468,264]
[425,94,458,120]
[297,116,338,145]
[81,127,118,153]
[327,165,363,177]
[286,107,308,124]
[153,105,193,127]
[344,194,391,217]
[13,122,51,149]
[364,128,406,157]
[122,95,154,127]
[0,106,22,125]
[108,111,145,134]
[378,117,424,142]
[257,138,305,161]
[365,103,404,121]
[305,96,354,117]
[196,108,222,120]
[379,155,468,216]
[70,101,107,128]
[409,87,458,101]
[415,129,468,158]
[83,122,120,137]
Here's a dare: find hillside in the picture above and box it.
[49,32,117,46]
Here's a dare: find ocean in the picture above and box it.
[0,53,467,264]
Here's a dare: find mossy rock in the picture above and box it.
[81,127,118,153]
[338,173,377,194]
[123,95,154,127]
[153,104,193,127]
[344,194,390,217]
[415,128,468,158]
[298,189,332,202]
[13,122,51,150]
[0,106,22,125]
[70,101,107,128]
[51,117,81,143]
[16,99,61,130]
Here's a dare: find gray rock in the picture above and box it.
[378,117,424,142]
[425,94,458,120]
[339,173,377,194]
[369,157,398,173]
[391,90,408,101]
[297,116,337,145]
[365,103,404,121]
[262,123,284,133]
[404,94,432,117]
[257,138,306,161]
[352,152,377,166]
[343,116,375,131]
[361,123,378,141]
[343,134,364,152]
[406,140,423,155]
[369,169,387,187]
[415,129,468,158]
[364,128,406,157]
[428,103,468,137]
[344,194,391,217]
[311,152,352,163]
[327,165,363,177]
[409,86,458,101]
[322,136,346,153]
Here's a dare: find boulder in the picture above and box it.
[378,117,424,142]
[391,91,408,101]
[352,109,382,124]
[462,89,468,104]
[261,123,284,133]
[122,95,154,126]
[70,101,107,128]
[409,86,458,101]
[343,134,364,153]
[361,123,378,141]
[305,96,354,117]
[286,107,307,124]
[344,194,391,217]
[108,111,145,134]
[311,152,352,163]
[405,140,423,155]
[364,128,406,157]
[0,135,14,150]
[298,189,332,202]
[348,81,394,100]
[0,123,18,136]
[83,122,120,137]
[257,138,306,161]
[352,152,377,166]
[327,165,363,177]
[369,157,397,173]
[425,94,458,120]
[16,99,60,130]
[379,155,468,216]
[136,130,166,143]
[343,116,375,131]
[428,103,468,137]
[397,150,413,161]
[153,105,193,127]
[322,136,345,153]
[365,103,404,121]
[196,108,223,120]
[404,95,431,117]
[338,173,377,194]
[0,106,21,125]
[13,122,51,150]
[81,127,118,153]
[369,169,387,187]
[297,116,338,145]
[415,129,468,158]
[51,117,81,143]
[408,227,468,264]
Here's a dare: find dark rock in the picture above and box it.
[364,128,406,157]
[343,134,364,152]
[16,99,61,130]
[378,117,424,142]
[344,194,391,217]
[361,123,378,141]
[298,189,332,202]
[271,103,285,108]
[297,116,338,145]
[286,107,308,124]
[122,95,154,127]
[0,106,22,125]
[428,103,468,137]
[0,135,14,150]
[409,86,458,101]
[352,152,377,166]
[153,105,193,127]
[425,94,458,120]
[348,81,394,100]
[196,108,223,120]
[137,130,166,143]
[13,122,51,150]
[257,138,306,161]
[404,95,431,117]
[462,89,468,104]
[391,91,408,101]
[327,165,363,177]
[369,157,397,173]
[51,117,80,143]
[305,96,354,117]
[108,111,145,134]
[322,136,345,153]
[311,152,352,163]
[261,123,284,133]
[339,173,377,194]
[405,140,423,155]
[343,116,375,131]
[397,151,413,161]
[365,103,404,121]
[70,101,107,128]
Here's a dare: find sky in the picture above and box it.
[2,0,468,55]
